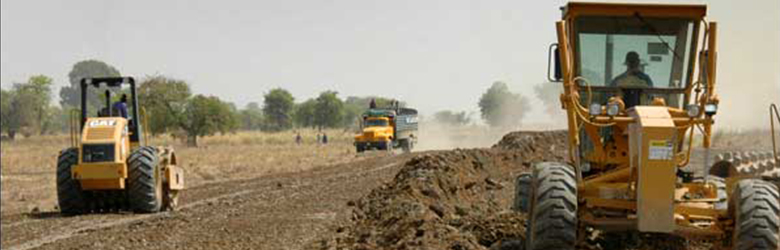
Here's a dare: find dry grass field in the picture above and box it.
[0,129,359,215]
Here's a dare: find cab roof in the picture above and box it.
[563,2,707,20]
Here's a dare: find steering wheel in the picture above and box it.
[615,76,650,108]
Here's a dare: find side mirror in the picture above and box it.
[548,44,562,82]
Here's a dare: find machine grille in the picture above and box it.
[82,144,115,163]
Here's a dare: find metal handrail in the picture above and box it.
[69,109,80,148]
[771,104,779,161]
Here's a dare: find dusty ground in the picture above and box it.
[1,129,776,250]
[311,131,568,250]
[1,130,356,215]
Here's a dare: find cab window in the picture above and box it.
[365,119,389,127]
[574,16,697,108]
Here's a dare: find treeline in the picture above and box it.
[0,60,401,146]
[1,60,555,144]
[0,75,65,138]
[138,76,399,146]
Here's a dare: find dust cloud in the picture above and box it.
[414,121,505,150]
[414,117,561,151]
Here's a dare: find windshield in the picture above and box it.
[575,16,696,90]
[365,119,389,127]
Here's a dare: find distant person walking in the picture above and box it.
[316,133,322,144]
[322,133,328,145]
[295,132,302,145]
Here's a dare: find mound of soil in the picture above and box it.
[492,131,568,153]
[312,131,568,250]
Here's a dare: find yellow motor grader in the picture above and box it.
[514,2,780,249]
[57,77,184,214]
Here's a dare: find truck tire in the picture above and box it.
[513,173,532,213]
[731,179,780,250]
[57,148,87,215]
[356,143,365,153]
[127,146,163,213]
[526,162,578,250]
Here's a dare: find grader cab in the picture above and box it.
[516,3,780,250]
[57,77,184,214]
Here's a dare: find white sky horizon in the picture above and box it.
[2,0,778,128]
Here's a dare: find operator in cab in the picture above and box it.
[611,51,653,108]
[113,94,129,119]
[610,51,653,88]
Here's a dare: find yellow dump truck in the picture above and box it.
[354,107,418,153]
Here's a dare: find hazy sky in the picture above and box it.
[2,0,778,128]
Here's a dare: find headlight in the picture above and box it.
[687,104,701,118]
[606,103,620,116]
[704,104,718,116]
[589,103,602,116]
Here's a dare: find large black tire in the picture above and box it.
[730,179,780,250]
[513,173,532,213]
[127,146,163,213]
[57,148,87,215]
[525,162,578,250]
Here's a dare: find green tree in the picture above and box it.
[7,75,54,137]
[239,102,264,130]
[262,88,295,132]
[137,76,192,136]
[293,99,317,128]
[0,89,13,137]
[313,91,344,129]
[179,95,237,146]
[136,76,237,145]
[478,81,531,128]
[59,60,121,109]
[433,110,472,126]
[41,106,68,135]
[224,101,241,132]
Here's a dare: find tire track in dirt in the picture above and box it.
[0,153,355,241]
[4,152,413,250]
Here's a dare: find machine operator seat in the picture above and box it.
[614,75,651,109]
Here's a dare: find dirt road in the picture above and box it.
[2,152,415,250]
[2,130,773,250]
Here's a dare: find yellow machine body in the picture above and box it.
[554,2,726,237]
[73,117,131,190]
[69,112,184,193]
[58,77,185,214]
[629,107,678,232]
